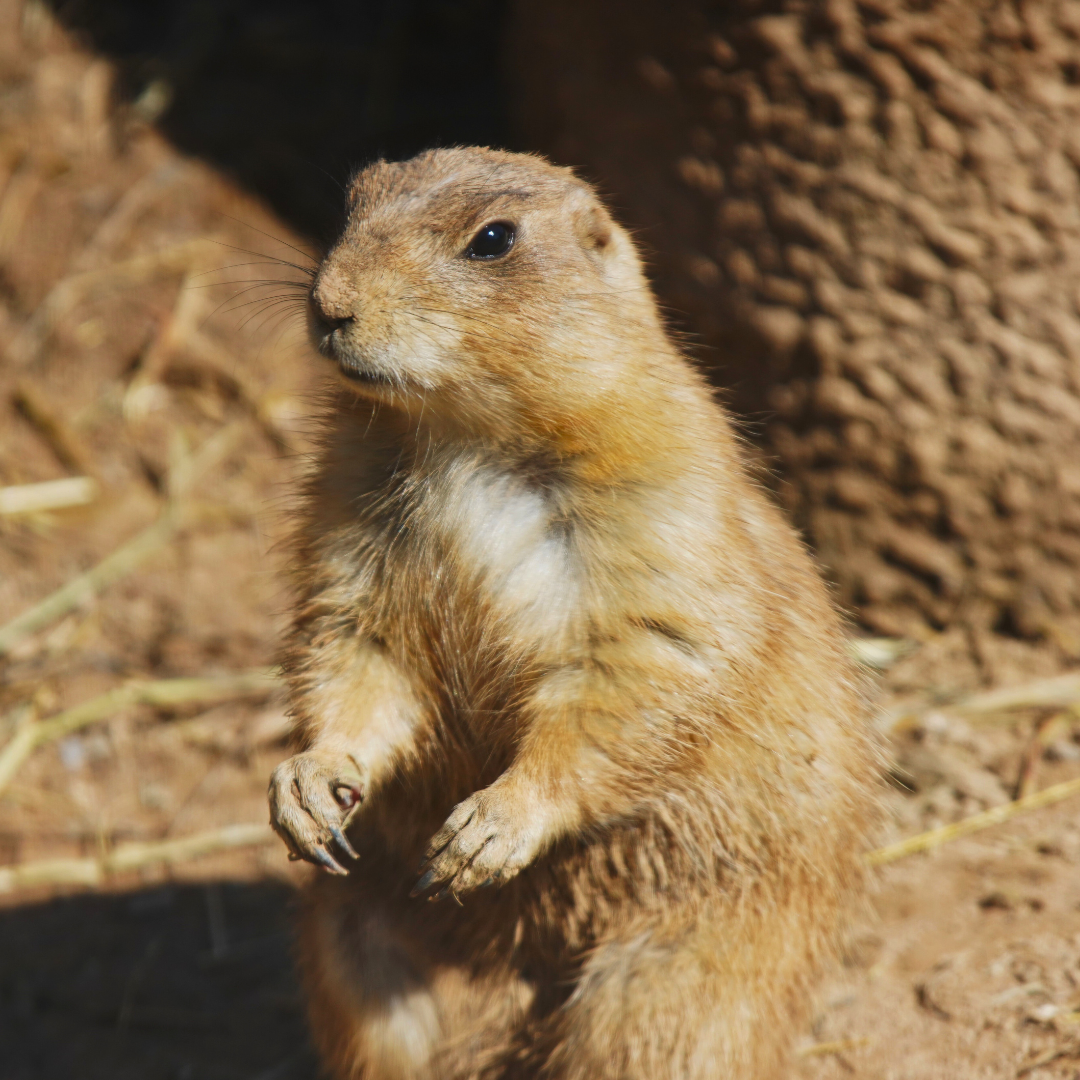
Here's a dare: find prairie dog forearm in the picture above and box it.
[288,628,425,787]
[500,655,706,826]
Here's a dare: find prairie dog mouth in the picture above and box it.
[337,362,387,386]
[314,323,391,388]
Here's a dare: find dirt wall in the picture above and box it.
[512,0,1080,665]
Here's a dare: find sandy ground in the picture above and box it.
[2,6,1080,1078]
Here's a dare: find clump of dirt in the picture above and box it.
[511,0,1080,669]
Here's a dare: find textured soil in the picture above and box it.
[795,807,1080,1080]
[1,4,1080,1079]
[511,0,1080,665]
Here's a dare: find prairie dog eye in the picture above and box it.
[467,222,515,260]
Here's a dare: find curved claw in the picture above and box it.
[268,752,371,877]
[311,845,348,876]
[329,825,359,861]
[410,868,437,898]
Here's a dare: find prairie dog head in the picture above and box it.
[310,148,667,446]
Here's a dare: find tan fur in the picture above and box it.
[268,147,879,1079]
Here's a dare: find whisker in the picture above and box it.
[187,282,310,295]
[191,261,315,281]
[220,293,310,316]
[207,239,316,278]
[216,214,320,267]
[236,308,302,337]
[259,307,310,348]
[237,299,309,335]
[199,295,305,334]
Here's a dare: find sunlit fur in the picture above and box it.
[269,147,879,1080]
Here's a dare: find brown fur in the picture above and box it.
[268,146,878,1079]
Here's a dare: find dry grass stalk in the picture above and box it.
[1014,710,1062,800]
[122,273,206,421]
[0,821,276,895]
[164,417,247,501]
[866,775,1080,866]
[13,379,97,476]
[0,476,97,515]
[0,670,278,798]
[951,671,1080,716]
[71,161,186,272]
[0,164,44,262]
[0,420,247,656]
[1016,1042,1080,1076]
[123,279,297,452]
[848,637,916,669]
[5,237,216,369]
[172,704,291,755]
[0,510,177,656]
[167,350,294,453]
[884,670,1080,734]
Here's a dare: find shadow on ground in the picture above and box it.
[0,883,316,1080]
[46,0,513,243]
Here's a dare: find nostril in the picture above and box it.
[319,312,355,333]
[311,269,355,331]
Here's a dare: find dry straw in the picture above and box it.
[0,670,278,798]
[0,822,276,894]
[0,476,97,515]
[867,666,1080,865]
[867,776,1080,865]
[5,237,215,370]
[0,420,247,657]
[1,637,1079,892]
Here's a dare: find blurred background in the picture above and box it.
[4,1,1080,1076]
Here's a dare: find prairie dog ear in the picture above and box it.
[567,186,614,256]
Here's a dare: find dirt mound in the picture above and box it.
[511,0,1080,666]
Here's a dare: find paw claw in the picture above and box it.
[410,868,437,898]
[329,825,359,861]
[312,845,348,875]
[416,786,542,899]
[268,751,368,875]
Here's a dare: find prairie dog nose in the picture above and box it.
[311,266,358,327]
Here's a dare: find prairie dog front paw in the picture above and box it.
[269,750,366,874]
[412,781,548,900]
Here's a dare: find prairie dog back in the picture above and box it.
[269,146,878,1080]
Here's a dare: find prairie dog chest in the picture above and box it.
[433,464,581,641]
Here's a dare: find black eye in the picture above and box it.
[467,221,515,260]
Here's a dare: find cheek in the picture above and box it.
[351,278,469,386]
[390,291,470,382]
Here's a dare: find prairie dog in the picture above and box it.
[269,147,877,1079]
